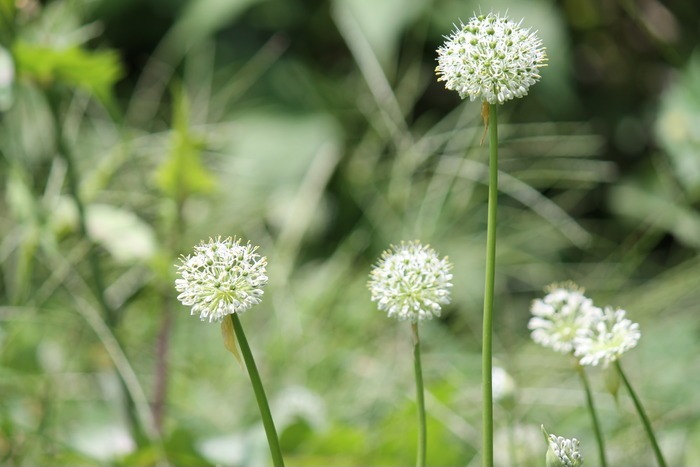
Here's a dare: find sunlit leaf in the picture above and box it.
[51,199,157,263]
[12,41,122,107]
[155,87,216,201]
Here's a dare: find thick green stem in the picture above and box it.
[481,103,498,467]
[230,314,285,467]
[615,361,667,467]
[576,364,608,467]
[412,323,427,467]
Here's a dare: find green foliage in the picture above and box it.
[2,0,700,465]
[155,87,215,202]
[656,52,700,201]
[0,0,15,46]
[12,41,122,108]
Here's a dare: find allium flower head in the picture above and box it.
[574,306,641,367]
[436,12,547,104]
[528,282,599,354]
[367,241,453,323]
[546,432,583,467]
[175,236,268,322]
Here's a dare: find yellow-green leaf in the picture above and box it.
[12,41,122,107]
[220,316,244,369]
[155,86,215,200]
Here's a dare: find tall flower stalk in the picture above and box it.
[368,241,453,467]
[176,236,284,466]
[436,12,546,466]
[412,323,427,467]
[615,361,667,467]
[576,361,607,467]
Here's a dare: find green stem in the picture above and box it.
[230,314,285,467]
[412,323,427,467]
[47,90,143,442]
[47,91,115,328]
[576,364,608,467]
[615,361,667,467]
[481,102,498,467]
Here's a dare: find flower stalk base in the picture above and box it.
[230,314,285,467]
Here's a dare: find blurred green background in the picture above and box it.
[1,0,700,465]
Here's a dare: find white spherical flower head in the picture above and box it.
[528,282,599,354]
[175,236,268,322]
[492,366,516,403]
[546,433,583,467]
[367,241,453,323]
[436,12,547,104]
[574,306,641,367]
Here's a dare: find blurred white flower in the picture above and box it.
[528,282,599,354]
[546,432,583,467]
[436,12,546,104]
[574,306,641,367]
[175,236,268,322]
[367,241,453,323]
[492,366,516,405]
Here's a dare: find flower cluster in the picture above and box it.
[175,236,268,322]
[574,306,641,367]
[436,12,547,104]
[546,432,583,467]
[367,241,453,323]
[528,282,597,354]
[528,282,640,367]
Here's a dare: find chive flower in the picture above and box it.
[367,241,453,322]
[546,432,583,467]
[574,307,641,367]
[528,282,598,354]
[435,12,547,104]
[175,236,268,322]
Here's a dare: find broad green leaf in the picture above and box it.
[12,41,122,107]
[86,204,157,264]
[332,0,428,68]
[155,87,216,200]
[51,199,157,263]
